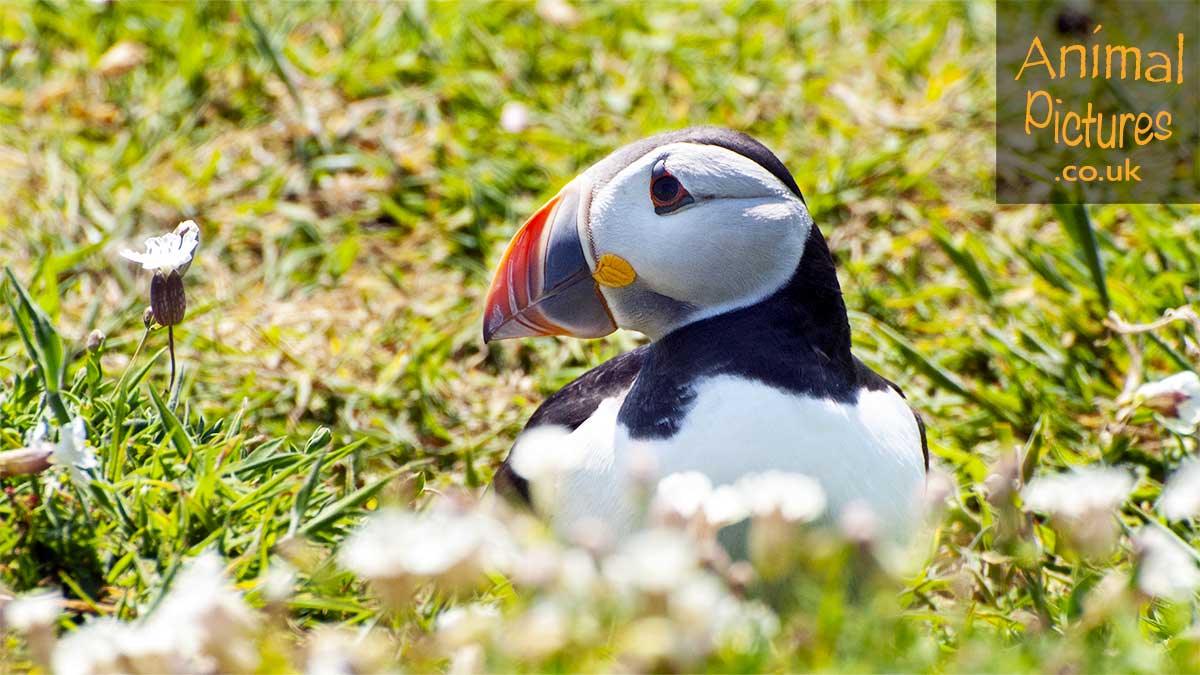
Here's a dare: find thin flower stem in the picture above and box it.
[114,326,151,396]
[167,324,176,396]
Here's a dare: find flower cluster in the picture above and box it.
[46,552,260,674]
[339,503,515,607]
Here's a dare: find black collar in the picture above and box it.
[618,228,855,439]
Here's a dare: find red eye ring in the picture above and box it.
[650,173,687,208]
[649,158,695,214]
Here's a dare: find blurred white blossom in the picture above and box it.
[509,425,581,484]
[499,102,530,133]
[504,600,569,661]
[1134,371,1200,435]
[305,627,389,675]
[838,499,880,544]
[1161,460,1200,521]
[736,471,826,523]
[652,472,748,534]
[52,551,259,674]
[436,603,501,650]
[1022,467,1133,558]
[603,528,698,596]
[340,506,513,603]
[1022,467,1132,519]
[536,0,582,27]
[258,561,297,604]
[1134,527,1200,600]
[53,617,128,675]
[120,220,200,276]
[5,589,61,633]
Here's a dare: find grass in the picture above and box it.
[1,1,1200,672]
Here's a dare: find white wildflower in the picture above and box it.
[146,551,260,672]
[509,425,580,483]
[713,600,780,652]
[734,472,826,579]
[340,506,512,603]
[503,600,569,661]
[1022,466,1133,520]
[259,561,297,603]
[557,548,599,597]
[603,528,698,595]
[52,417,98,482]
[703,484,750,529]
[1134,527,1200,600]
[436,603,500,650]
[654,472,713,521]
[1022,466,1133,558]
[838,499,880,544]
[652,473,749,535]
[4,589,61,632]
[1161,460,1200,520]
[511,542,563,589]
[499,101,530,133]
[305,627,389,675]
[52,617,127,675]
[509,426,582,512]
[1134,371,1200,435]
[736,471,826,523]
[668,572,729,635]
[52,551,261,674]
[448,644,486,675]
[120,220,200,276]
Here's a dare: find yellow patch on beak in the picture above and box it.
[592,253,637,288]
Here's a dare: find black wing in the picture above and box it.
[493,345,649,505]
[853,356,929,472]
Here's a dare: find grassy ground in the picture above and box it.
[2,1,1200,672]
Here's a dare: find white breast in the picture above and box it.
[545,375,926,541]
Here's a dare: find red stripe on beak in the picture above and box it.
[485,194,562,338]
[482,183,618,343]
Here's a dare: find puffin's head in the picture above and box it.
[483,127,818,342]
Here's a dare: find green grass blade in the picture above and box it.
[1054,203,1110,311]
[298,467,407,538]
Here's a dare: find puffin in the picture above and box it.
[483,126,928,539]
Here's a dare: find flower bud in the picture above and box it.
[150,270,187,326]
[0,447,53,477]
[1134,371,1200,434]
[85,329,105,352]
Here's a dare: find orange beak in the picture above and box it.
[483,181,617,342]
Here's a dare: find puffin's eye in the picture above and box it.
[649,167,694,215]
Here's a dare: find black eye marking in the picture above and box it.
[650,158,694,215]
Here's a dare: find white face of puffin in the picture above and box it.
[482,139,813,342]
[581,142,811,338]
